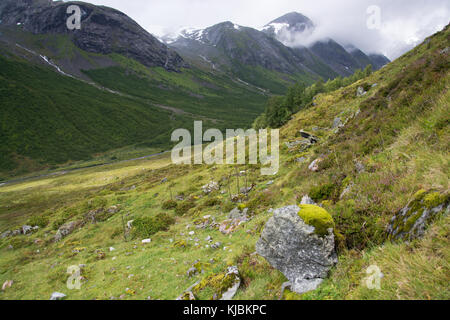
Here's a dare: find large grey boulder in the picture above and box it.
[256,205,337,294]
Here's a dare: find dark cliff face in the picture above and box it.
[0,0,185,71]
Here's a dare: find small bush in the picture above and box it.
[203,197,222,207]
[27,215,49,228]
[175,201,195,216]
[162,199,177,210]
[132,213,175,238]
[309,183,338,202]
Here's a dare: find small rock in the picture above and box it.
[187,267,198,278]
[308,158,323,172]
[50,292,66,300]
[202,181,219,194]
[2,280,13,291]
[22,225,33,235]
[332,117,344,130]
[1,230,11,239]
[299,130,319,144]
[126,220,134,229]
[211,242,222,250]
[356,86,367,97]
[300,195,316,205]
[355,161,365,173]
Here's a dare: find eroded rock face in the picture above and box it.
[387,190,449,241]
[256,205,337,294]
[0,0,185,71]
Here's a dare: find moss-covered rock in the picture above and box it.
[191,266,240,300]
[177,266,240,300]
[298,204,335,237]
[387,190,449,241]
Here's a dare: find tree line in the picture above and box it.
[253,65,373,129]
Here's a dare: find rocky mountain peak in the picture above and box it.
[262,12,315,39]
[0,0,185,71]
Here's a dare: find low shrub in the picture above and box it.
[132,213,175,238]
[27,215,49,228]
[162,199,177,210]
[175,201,195,216]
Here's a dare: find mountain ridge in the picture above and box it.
[0,0,185,71]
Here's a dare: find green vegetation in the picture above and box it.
[254,65,373,129]
[132,213,175,239]
[0,25,448,301]
[0,32,268,180]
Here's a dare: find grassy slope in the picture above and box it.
[0,27,448,300]
[0,31,268,179]
[0,54,190,179]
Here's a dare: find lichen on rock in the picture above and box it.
[387,190,449,241]
[177,266,240,300]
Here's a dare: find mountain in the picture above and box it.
[309,39,366,76]
[0,0,270,178]
[261,12,315,43]
[261,12,390,76]
[164,12,390,90]
[368,53,391,69]
[0,23,448,301]
[0,0,185,71]
[166,21,324,93]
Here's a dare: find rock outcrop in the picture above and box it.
[256,205,337,294]
[387,190,449,241]
[55,221,80,242]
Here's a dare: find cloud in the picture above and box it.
[74,0,449,59]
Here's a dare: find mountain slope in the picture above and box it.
[262,12,390,76]
[0,0,185,71]
[167,21,321,93]
[0,3,272,179]
[2,18,450,301]
[0,24,448,301]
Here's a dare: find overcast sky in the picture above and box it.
[75,0,449,59]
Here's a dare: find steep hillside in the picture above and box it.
[0,24,447,300]
[261,12,390,76]
[0,11,269,179]
[167,21,320,93]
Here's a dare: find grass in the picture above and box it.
[0,25,448,300]
[0,29,269,179]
